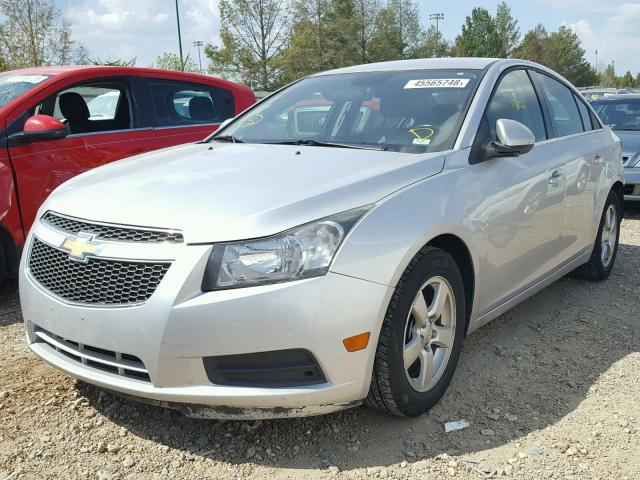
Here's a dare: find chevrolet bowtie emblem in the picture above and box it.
[61,232,101,262]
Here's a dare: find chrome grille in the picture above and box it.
[42,212,184,243]
[33,326,150,382]
[28,238,170,305]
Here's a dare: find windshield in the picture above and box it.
[218,69,481,153]
[0,73,50,108]
[593,99,640,130]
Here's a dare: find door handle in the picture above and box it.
[549,170,563,186]
[594,153,604,165]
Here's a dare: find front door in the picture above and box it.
[473,69,567,315]
[7,77,148,233]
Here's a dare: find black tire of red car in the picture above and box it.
[366,247,465,417]
[0,241,5,286]
[572,190,621,281]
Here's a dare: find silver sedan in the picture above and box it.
[20,58,624,419]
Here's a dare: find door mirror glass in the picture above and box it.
[9,115,67,145]
[490,118,535,157]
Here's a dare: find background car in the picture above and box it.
[592,94,640,201]
[0,66,256,284]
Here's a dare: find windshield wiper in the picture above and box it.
[614,127,640,131]
[211,135,245,143]
[267,139,386,151]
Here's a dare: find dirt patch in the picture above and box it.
[1,208,639,480]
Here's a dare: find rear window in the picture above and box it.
[592,99,640,131]
[147,79,235,127]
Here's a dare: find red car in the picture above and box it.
[0,66,256,283]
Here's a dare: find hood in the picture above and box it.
[614,130,640,160]
[45,142,445,243]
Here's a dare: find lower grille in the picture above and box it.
[33,326,150,382]
[28,238,170,306]
[623,184,635,195]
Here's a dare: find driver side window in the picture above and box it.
[486,70,547,142]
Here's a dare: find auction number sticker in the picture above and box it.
[404,78,470,89]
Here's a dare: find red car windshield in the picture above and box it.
[0,73,50,108]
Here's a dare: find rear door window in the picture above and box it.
[146,79,235,127]
[536,73,584,137]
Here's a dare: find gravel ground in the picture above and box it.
[1,207,639,480]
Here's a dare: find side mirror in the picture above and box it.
[8,115,67,146]
[488,119,535,158]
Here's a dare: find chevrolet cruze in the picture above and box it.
[20,58,624,419]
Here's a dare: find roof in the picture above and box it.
[315,57,501,76]
[0,65,251,92]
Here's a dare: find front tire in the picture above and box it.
[367,247,466,417]
[572,190,621,281]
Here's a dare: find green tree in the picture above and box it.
[452,7,501,57]
[0,0,86,67]
[154,52,199,73]
[494,2,520,57]
[90,57,137,67]
[206,0,290,91]
[369,0,422,60]
[351,0,382,63]
[635,72,640,88]
[280,0,358,82]
[414,25,450,58]
[515,25,594,86]
[514,24,548,63]
[599,64,617,87]
[620,70,634,88]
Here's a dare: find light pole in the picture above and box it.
[429,13,445,57]
[193,40,204,74]
[175,0,184,71]
[595,50,598,73]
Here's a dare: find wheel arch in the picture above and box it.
[423,234,476,336]
[611,180,624,218]
[0,222,20,277]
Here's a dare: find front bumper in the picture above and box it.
[20,221,392,419]
[624,167,640,201]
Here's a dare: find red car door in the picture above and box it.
[7,76,148,233]
[135,76,248,149]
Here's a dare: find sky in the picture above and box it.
[59,0,640,75]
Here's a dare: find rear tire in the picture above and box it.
[0,242,5,286]
[572,190,621,281]
[366,247,465,417]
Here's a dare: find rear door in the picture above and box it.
[532,71,603,259]
[136,77,237,150]
[7,76,151,233]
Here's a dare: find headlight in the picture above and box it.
[202,206,372,290]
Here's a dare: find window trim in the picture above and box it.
[530,70,603,139]
[479,66,550,144]
[21,76,138,136]
[572,92,592,132]
[143,77,236,128]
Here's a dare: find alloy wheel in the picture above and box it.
[600,204,618,267]
[403,276,456,392]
